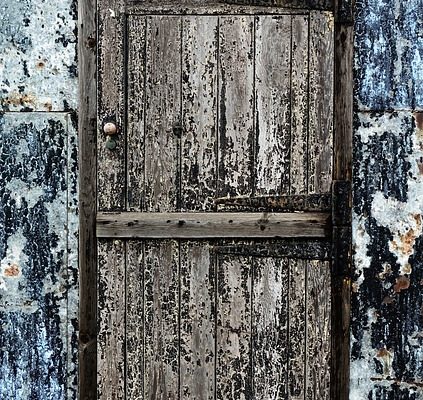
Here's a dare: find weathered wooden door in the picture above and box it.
[95,0,344,398]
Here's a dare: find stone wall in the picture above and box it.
[351,0,423,398]
[0,1,78,398]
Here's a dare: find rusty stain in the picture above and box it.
[44,101,52,112]
[394,276,411,293]
[4,92,37,107]
[382,296,395,304]
[392,226,418,256]
[36,60,45,69]
[3,264,20,277]
[414,112,423,131]
[402,263,412,274]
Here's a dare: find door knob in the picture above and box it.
[103,122,118,150]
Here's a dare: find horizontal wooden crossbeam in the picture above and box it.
[96,212,331,239]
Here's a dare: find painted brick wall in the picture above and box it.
[0,1,78,399]
[351,0,423,398]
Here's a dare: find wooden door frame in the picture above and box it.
[78,1,353,399]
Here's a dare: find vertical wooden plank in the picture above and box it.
[217,255,252,400]
[98,0,126,210]
[288,259,306,399]
[144,240,179,399]
[180,242,215,400]
[144,16,182,212]
[255,15,291,195]
[98,239,125,399]
[306,260,331,399]
[126,241,144,399]
[290,15,309,195]
[218,16,254,198]
[127,16,147,211]
[78,0,97,397]
[252,257,289,399]
[181,17,219,211]
[308,11,334,194]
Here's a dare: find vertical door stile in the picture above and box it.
[290,14,309,195]
[127,16,147,212]
[288,258,307,399]
[218,16,255,198]
[217,254,253,400]
[253,257,289,399]
[98,239,126,399]
[144,16,182,212]
[308,11,334,194]
[98,0,126,211]
[181,16,219,211]
[255,15,292,196]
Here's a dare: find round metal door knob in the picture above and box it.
[103,122,117,136]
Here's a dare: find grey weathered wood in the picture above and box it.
[126,3,330,15]
[218,16,254,198]
[144,16,182,212]
[144,240,180,399]
[288,258,306,399]
[127,16,147,211]
[290,15,309,195]
[126,241,144,399]
[181,16,219,211]
[96,212,331,238]
[217,255,252,399]
[255,15,292,195]
[308,11,334,193]
[78,0,97,397]
[253,257,289,399]
[306,260,331,399]
[97,240,126,399]
[98,0,126,210]
[180,242,216,399]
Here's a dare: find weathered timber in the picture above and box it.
[96,212,331,238]
[218,16,255,198]
[98,0,126,210]
[180,242,216,399]
[126,2,332,14]
[78,0,97,398]
[253,257,289,398]
[216,255,253,399]
[308,11,334,193]
[126,241,144,398]
[215,193,332,212]
[255,15,291,195]
[97,240,125,399]
[213,239,332,260]
[143,240,179,399]
[181,16,219,211]
[127,16,147,211]
[144,16,182,212]
[306,260,331,399]
[288,259,307,398]
[290,14,310,195]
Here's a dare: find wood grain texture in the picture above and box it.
[255,15,291,195]
[98,0,126,210]
[97,239,126,400]
[144,16,181,212]
[143,240,179,400]
[253,257,289,399]
[288,258,307,399]
[180,242,216,400]
[290,15,309,195]
[181,16,219,211]
[96,211,331,239]
[306,260,331,399]
[127,16,147,211]
[218,16,255,198]
[126,241,144,399]
[217,254,253,400]
[308,11,334,193]
[78,0,97,397]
